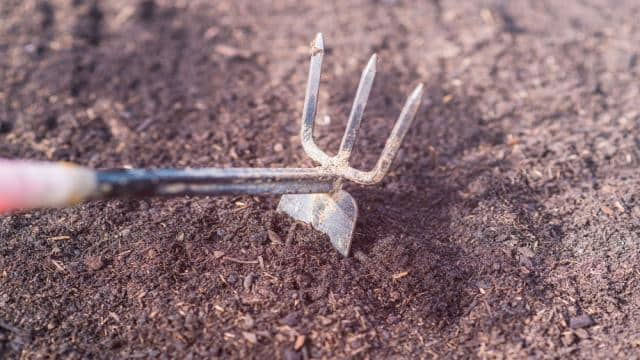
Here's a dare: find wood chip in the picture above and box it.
[213,251,225,259]
[614,201,625,213]
[267,230,282,244]
[224,256,259,265]
[242,331,257,344]
[47,235,70,241]
[51,259,67,273]
[294,335,305,351]
[392,271,409,279]
[214,45,252,59]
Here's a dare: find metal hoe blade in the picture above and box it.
[278,190,357,256]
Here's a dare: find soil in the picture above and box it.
[1,0,640,358]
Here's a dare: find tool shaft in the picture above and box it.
[96,167,338,198]
[0,159,338,213]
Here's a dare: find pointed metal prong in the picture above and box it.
[300,33,332,165]
[340,83,424,185]
[337,54,377,162]
[371,83,424,181]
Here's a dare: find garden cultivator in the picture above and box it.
[0,33,424,256]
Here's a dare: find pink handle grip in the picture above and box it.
[0,159,97,213]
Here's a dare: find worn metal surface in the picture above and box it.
[298,33,424,185]
[95,167,338,198]
[278,190,357,257]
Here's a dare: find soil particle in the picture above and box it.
[137,0,155,21]
[283,348,302,360]
[280,312,299,327]
[83,255,104,271]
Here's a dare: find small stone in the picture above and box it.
[273,143,284,152]
[249,231,268,244]
[569,314,594,329]
[267,230,282,244]
[243,273,255,291]
[84,255,104,271]
[227,273,238,285]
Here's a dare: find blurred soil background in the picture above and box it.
[1,0,640,358]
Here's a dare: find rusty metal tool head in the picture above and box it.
[0,33,423,256]
[279,33,424,255]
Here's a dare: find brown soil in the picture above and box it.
[1,0,640,358]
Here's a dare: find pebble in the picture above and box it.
[243,273,255,291]
[569,314,594,329]
[227,273,238,285]
[249,231,268,244]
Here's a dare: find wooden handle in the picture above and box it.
[0,159,97,213]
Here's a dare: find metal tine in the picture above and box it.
[300,33,332,165]
[342,83,424,184]
[367,83,424,183]
[336,54,377,163]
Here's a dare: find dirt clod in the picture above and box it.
[83,256,104,271]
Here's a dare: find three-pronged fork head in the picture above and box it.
[278,33,424,256]
[300,33,424,185]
